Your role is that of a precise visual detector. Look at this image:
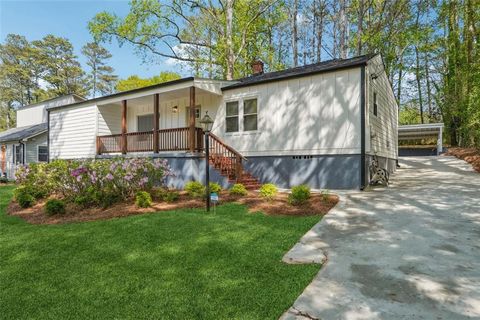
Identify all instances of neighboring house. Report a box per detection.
[0,94,85,179]
[47,53,398,190]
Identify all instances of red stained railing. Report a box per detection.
[97,127,204,154]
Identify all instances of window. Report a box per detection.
[185,106,201,126]
[243,98,258,131]
[226,101,239,132]
[38,146,48,162]
[137,114,154,132]
[373,92,378,116]
[14,145,23,164]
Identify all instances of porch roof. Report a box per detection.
[47,77,235,111]
[0,123,47,143]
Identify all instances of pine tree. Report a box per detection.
[82,42,118,97]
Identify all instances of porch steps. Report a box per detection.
[208,155,261,190]
[207,132,261,190]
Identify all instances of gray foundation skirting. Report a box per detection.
[96,153,397,190]
[244,154,362,190]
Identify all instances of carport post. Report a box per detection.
[437,127,443,155]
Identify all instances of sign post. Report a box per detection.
[210,192,219,214]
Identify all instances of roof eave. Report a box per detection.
[46,77,196,111]
[221,60,370,91]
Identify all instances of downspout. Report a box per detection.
[19,140,26,165]
[360,65,366,190]
[47,109,50,163]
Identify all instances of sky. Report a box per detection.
[0,0,186,79]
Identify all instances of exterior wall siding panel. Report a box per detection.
[49,104,97,159]
[217,68,362,156]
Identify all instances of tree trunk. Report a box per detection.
[225,0,235,80]
[415,45,424,124]
[397,54,403,106]
[339,0,348,59]
[292,0,298,66]
[357,0,363,55]
[424,52,433,121]
[315,0,324,62]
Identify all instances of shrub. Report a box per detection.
[321,189,330,202]
[15,186,36,208]
[45,199,66,216]
[14,158,172,209]
[209,182,222,194]
[135,191,152,208]
[152,188,180,203]
[229,183,248,196]
[184,181,205,198]
[15,163,50,199]
[0,176,8,184]
[288,185,311,205]
[259,183,278,201]
[162,190,180,203]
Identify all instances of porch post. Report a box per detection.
[153,94,159,153]
[122,100,127,154]
[189,86,196,153]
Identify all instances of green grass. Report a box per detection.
[0,186,320,319]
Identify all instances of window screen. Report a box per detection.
[243,99,258,131]
[226,101,239,132]
[137,114,154,132]
[14,145,23,164]
[38,146,48,162]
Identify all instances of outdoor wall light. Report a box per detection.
[172,105,178,113]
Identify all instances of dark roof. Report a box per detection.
[46,77,195,110]
[16,94,85,110]
[0,123,47,143]
[222,53,377,91]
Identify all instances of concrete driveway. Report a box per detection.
[281,156,480,320]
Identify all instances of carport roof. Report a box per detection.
[398,123,444,140]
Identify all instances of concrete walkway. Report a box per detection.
[281,156,480,320]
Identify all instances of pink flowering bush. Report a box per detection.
[15,158,172,208]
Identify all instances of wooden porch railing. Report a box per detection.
[97,127,204,154]
[208,132,247,181]
[96,127,246,181]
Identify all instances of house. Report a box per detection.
[46,53,398,190]
[0,94,85,179]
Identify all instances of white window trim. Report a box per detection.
[37,145,48,162]
[225,96,260,136]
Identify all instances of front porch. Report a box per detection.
[94,84,254,185]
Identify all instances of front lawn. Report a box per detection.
[0,186,320,319]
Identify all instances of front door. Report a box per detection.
[185,105,201,127]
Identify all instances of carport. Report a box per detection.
[398,123,444,156]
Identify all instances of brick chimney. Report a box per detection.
[251,60,264,75]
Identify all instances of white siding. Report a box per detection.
[16,95,81,128]
[98,104,122,135]
[25,132,48,163]
[49,104,97,159]
[216,68,362,156]
[366,55,398,159]
[16,104,47,127]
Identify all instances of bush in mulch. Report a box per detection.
[445,147,480,173]
[8,189,339,225]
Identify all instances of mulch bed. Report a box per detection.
[7,191,339,225]
[445,147,480,173]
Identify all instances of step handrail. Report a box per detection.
[207,132,247,161]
